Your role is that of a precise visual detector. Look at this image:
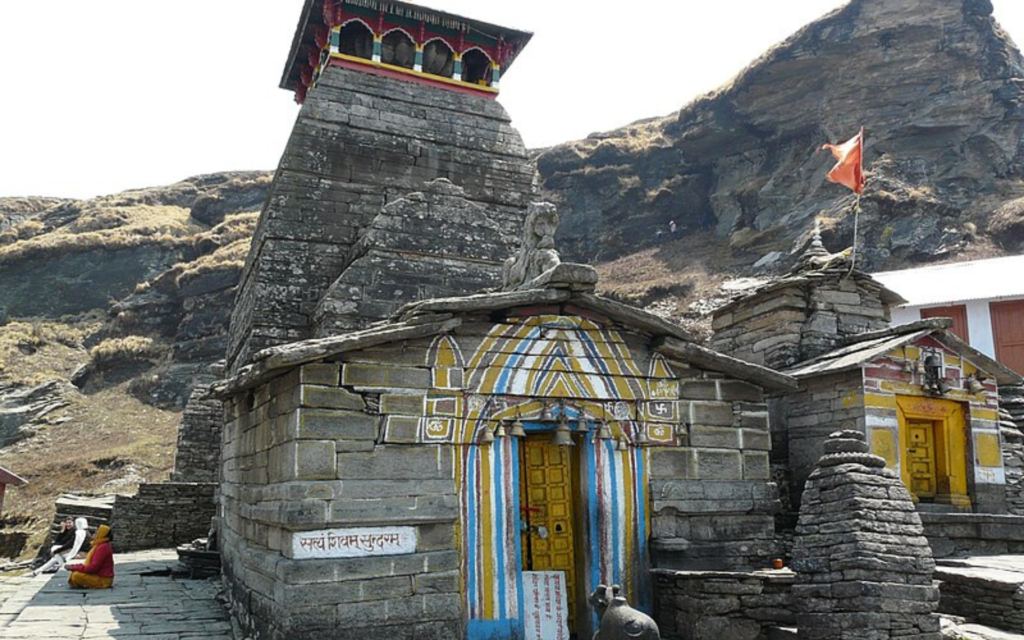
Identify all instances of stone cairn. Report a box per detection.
[791,430,940,640]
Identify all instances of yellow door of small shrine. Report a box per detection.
[906,420,938,499]
[520,434,580,633]
[896,397,970,508]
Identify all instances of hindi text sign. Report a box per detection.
[522,571,569,640]
[291,526,416,560]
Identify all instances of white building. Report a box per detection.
[873,255,1024,375]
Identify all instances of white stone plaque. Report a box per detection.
[291,526,416,559]
[522,571,569,640]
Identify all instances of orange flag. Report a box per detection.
[822,127,865,195]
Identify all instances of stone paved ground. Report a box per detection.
[0,550,232,639]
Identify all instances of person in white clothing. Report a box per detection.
[31,517,89,577]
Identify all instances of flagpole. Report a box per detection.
[846,193,861,279]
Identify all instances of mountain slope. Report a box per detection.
[540,0,1024,269]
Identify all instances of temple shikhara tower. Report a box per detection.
[227,0,535,374]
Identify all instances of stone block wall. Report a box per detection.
[711,271,891,371]
[112,482,216,552]
[771,371,865,511]
[171,383,223,482]
[711,284,806,369]
[652,569,795,640]
[920,512,1024,557]
[226,65,535,373]
[1000,384,1024,515]
[647,374,780,569]
[312,179,515,337]
[220,363,460,640]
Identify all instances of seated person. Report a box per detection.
[66,524,114,589]
[31,517,88,577]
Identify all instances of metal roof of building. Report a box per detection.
[872,255,1024,307]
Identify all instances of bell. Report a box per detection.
[541,402,555,422]
[495,421,508,439]
[553,421,574,447]
[968,376,985,394]
[616,436,628,451]
[575,415,590,433]
[597,421,613,440]
[510,417,526,438]
[479,424,495,444]
[634,425,649,446]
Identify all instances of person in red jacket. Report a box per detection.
[66,524,114,589]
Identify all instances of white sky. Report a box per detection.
[2,1,1024,199]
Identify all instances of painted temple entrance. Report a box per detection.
[447,314,657,639]
[896,397,970,508]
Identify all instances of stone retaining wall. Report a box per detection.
[171,383,223,483]
[653,569,795,640]
[936,564,1024,630]
[112,482,216,552]
[920,512,1024,557]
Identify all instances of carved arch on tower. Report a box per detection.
[460,47,492,86]
[422,37,455,78]
[381,28,416,69]
[338,19,374,60]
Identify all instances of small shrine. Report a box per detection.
[712,227,1023,514]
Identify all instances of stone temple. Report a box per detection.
[208,1,1024,639]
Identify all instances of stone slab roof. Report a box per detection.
[783,318,1024,386]
[213,285,798,397]
[714,265,907,317]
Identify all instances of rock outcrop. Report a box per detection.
[538,0,1024,269]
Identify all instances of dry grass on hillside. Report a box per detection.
[174,212,259,284]
[596,232,749,341]
[0,316,103,386]
[597,231,747,303]
[0,204,203,264]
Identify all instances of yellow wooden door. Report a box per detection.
[896,397,970,508]
[520,435,579,632]
[906,420,937,499]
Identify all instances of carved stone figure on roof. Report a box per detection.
[502,202,562,290]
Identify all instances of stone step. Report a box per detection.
[934,555,1024,632]
[953,623,1024,640]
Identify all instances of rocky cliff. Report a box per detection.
[540,0,1024,269]
[0,172,270,408]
